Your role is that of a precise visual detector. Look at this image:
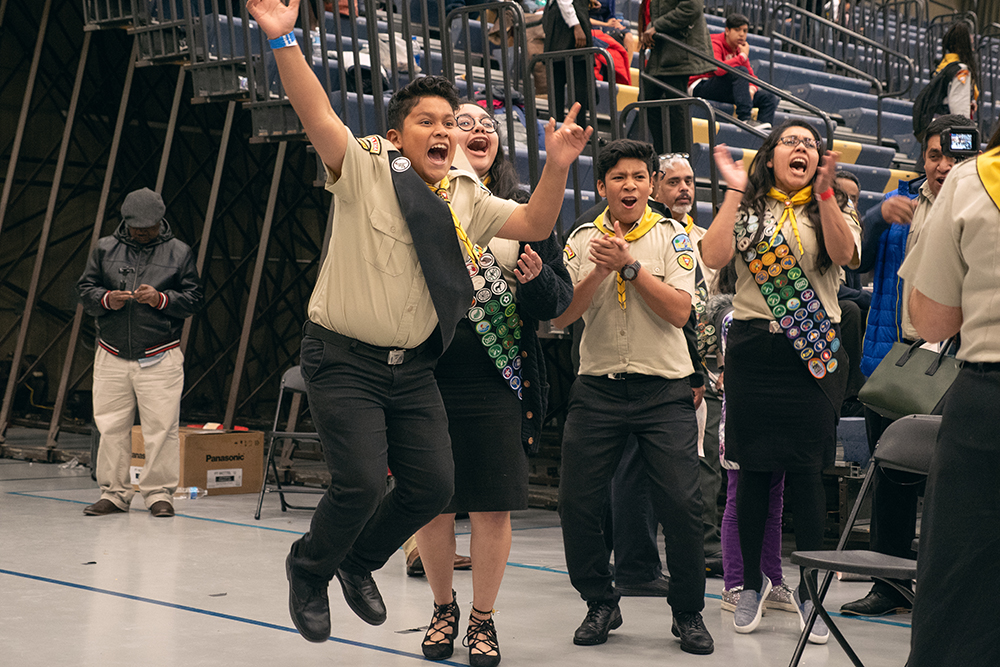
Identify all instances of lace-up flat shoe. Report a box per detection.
[336,568,387,625]
[794,588,829,644]
[839,590,912,617]
[573,601,622,645]
[83,499,126,516]
[285,554,330,642]
[672,611,714,655]
[733,575,771,634]
[149,501,174,517]
[616,576,670,597]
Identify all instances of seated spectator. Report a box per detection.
[687,13,777,130]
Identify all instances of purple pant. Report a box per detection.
[722,469,785,590]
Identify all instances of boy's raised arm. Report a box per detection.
[247,0,349,177]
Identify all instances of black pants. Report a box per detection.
[692,67,778,124]
[288,334,455,586]
[609,390,723,586]
[551,56,591,130]
[910,366,1000,667]
[739,469,825,599]
[559,374,705,611]
[864,407,924,601]
[642,74,692,155]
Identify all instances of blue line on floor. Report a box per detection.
[1,491,914,629]
[0,568,465,665]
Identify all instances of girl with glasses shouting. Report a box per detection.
[699,120,861,645]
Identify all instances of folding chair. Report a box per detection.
[788,414,941,667]
[253,365,326,520]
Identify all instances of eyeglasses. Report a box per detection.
[778,135,823,150]
[455,114,497,133]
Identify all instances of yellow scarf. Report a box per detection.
[592,205,661,310]
[937,53,979,100]
[765,187,810,256]
[683,213,695,235]
[977,146,1000,212]
[429,175,477,266]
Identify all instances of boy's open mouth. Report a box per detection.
[428,143,449,164]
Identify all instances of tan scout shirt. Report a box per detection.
[731,198,862,323]
[565,214,696,379]
[899,180,935,341]
[686,223,717,295]
[899,158,1000,363]
[308,134,519,348]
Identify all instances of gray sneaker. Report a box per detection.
[793,588,829,644]
[733,575,771,633]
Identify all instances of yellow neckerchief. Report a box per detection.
[429,174,477,266]
[937,53,980,100]
[764,186,810,256]
[976,145,1000,212]
[592,205,661,310]
[683,213,695,235]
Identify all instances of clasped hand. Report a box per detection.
[588,221,634,276]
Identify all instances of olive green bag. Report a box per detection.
[858,338,962,420]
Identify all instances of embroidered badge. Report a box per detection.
[677,254,695,270]
[563,245,576,261]
[391,156,410,172]
[357,135,382,155]
[672,233,694,253]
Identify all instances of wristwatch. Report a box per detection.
[620,260,641,281]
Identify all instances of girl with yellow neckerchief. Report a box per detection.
[699,121,861,644]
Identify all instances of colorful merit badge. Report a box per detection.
[466,246,523,397]
[734,209,842,381]
[672,232,694,253]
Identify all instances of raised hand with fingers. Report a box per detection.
[544,103,594,170]
[814,150,841,194]
[246,0,300,39]
[514,244,544,284]
[712,144,748,194]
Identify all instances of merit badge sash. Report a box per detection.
[466,246,524,399]
[388,150,473,355]
[734,206,848,406]
[683,215,714,361]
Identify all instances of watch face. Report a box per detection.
[622,263,639,280]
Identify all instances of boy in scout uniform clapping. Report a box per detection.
[552,139,713,655]
[245,0,591,645]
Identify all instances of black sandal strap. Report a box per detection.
[423,592,460,649]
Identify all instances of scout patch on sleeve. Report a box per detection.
[672,232,694,253]
[563,244,576,261]
[357,135,382,155]
[677,253,695,270]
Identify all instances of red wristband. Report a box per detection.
[816,188,835,201]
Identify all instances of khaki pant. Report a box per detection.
[93,347,184,510]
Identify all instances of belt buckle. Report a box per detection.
[768,321,781,334]
[387,349,405,365]
[607,372,625,380]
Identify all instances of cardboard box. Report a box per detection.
[131,426,264,495]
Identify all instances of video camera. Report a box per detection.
[940,126,980,161]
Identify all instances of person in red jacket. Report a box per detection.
[687,14,777,130]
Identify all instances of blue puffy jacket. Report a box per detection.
[858,178,922,376]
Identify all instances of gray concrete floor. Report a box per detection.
[1,457,912,666]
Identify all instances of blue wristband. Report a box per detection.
[268,32,297,50]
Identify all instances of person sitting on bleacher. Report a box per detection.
[839,114,976,618]
[686,13,777,131]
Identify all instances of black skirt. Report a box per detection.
[435,323,529,513]
[724,320,844,473]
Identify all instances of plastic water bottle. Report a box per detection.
[412,36,421,69]
[311,29,322,63]
[173,486,207,500]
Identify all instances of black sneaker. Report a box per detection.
[573,601,623,645]
[672,611,715,655]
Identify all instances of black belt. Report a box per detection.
[303,321,429,366]
[966,361,1000,372]
[604,372,657,381]
[745,318,783,334]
